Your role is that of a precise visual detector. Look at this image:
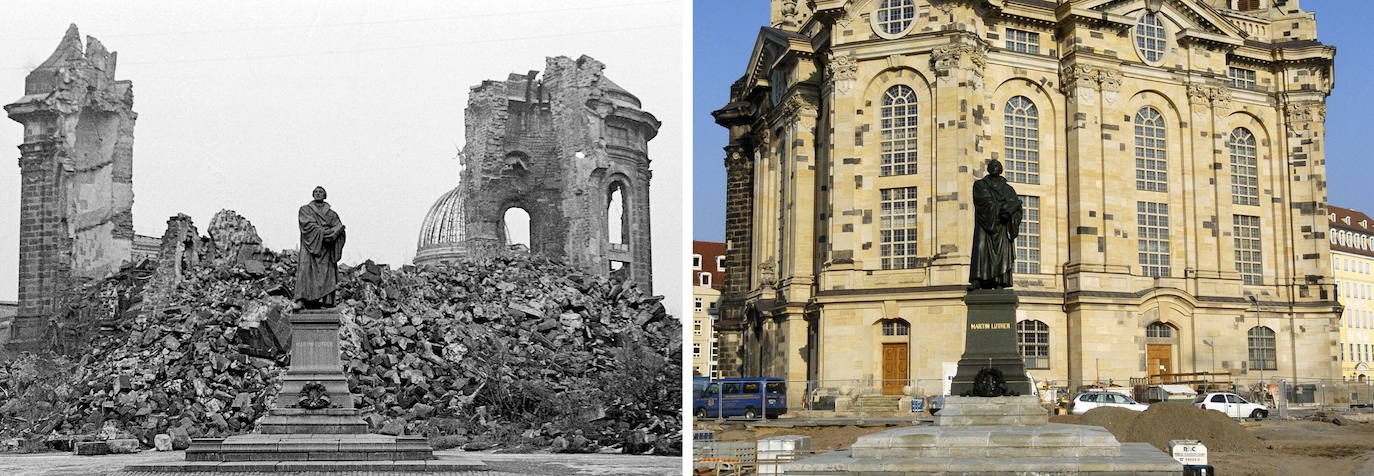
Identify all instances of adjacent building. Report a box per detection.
[1329,206,1374,382]
[713,0,1340,403]
[693,241,726,378]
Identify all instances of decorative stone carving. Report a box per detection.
[759,257,778,288]
[1186,82,1234,111]
[1285,102,1326,125]
[1060,65,1121,104]
[827,51,858,95]
[932,42,987,75]
[295,381,333,409]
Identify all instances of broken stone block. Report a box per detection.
[168,428,191,450]
[379,420,404,436]
[74,441,109,455]
[154,434,172,451]
[106,438,140,453]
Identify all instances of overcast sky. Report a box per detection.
[0,0,689,315]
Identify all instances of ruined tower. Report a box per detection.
[5,25,137,349]
[457,56,659,292]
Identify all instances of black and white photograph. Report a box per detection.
[0,1,686,475]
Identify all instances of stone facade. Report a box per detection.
[5,25,138,349]
[714,0,1340,404]
[1328,206,1374,381]
[439,56,659,291]
[693,240,726,378]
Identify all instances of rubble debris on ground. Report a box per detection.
[1051,402,1265,453]
[0,211,681,456]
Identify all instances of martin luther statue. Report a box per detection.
[296,186,346,309]
[969,159,1022,290]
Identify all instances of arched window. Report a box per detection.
[607,182,628,246]
[1229,128,1259,206]
[1135,12,1168,64]
[1146,322,1175,338]
[1017,320,1049,369]
[881,318,910,336]
[880,85,919,176]
[1248,326,1277,370]
[1003,96,1039,184]
[875,0,916,36]
[503,207,531,249]
[1134,107,1167,192]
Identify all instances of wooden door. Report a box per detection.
[1147,344,1173,378]
[882,343,909,395]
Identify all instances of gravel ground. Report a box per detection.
[0,450,681,476]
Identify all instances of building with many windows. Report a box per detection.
[1329,206,1374,382]
[692,241,726,377]
[712,0,1340,403]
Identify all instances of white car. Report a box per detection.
[1069,391,1149,415]
[1194,392,1268,419]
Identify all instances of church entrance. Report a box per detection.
[882,343,908,395]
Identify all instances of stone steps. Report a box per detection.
[853,395,903,412]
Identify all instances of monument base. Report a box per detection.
[949,289,1033,397]
[126,308,477,472]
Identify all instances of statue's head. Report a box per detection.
[312,186,327,202]
[986,159,1004,176]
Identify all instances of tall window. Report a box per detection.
[1003,96,1040,184]
[1234,215,1263,285]
[1005,28,1040,54]
[1248,326,1277,371]
[699,272,712,287]
[876,0,916,35]
[1228,67,1257,89]
[1229,128,1259,206]
[694,298,704,313]
[1135,12,1168,64]
[1016,195,1041,274]
[1134,107,1168,192]
[880,85,919,176]
[882,318,910,336]
[1017,320,1049,369]
[1137,201,1171,277]
[880,187,920,269]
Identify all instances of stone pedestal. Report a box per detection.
[127,308,484,473]
[255,309,367,434]
[949,289,1032,397]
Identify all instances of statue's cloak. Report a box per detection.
[296,202,346,303]
[969,175,1022,288]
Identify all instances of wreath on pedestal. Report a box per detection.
[296,381,333,409]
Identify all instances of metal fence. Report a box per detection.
[689,377,1374,421]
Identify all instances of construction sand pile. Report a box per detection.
[1056,402,1266,452]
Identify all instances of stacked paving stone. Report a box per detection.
[0,213,681,456]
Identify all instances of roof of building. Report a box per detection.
[1329,205,1374,258]
[693,240,726,290]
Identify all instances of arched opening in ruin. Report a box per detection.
[607,181,628,247]
[502,207,531,250]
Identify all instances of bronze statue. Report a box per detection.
[295,186,346,308]
[969,159,1022,289]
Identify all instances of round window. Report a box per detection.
[871,0,916,39]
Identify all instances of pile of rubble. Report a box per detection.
[0,211,681,455]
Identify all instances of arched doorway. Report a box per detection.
[502,207,531,250]
[878,318,910,395]
[1145,322,1179,379]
